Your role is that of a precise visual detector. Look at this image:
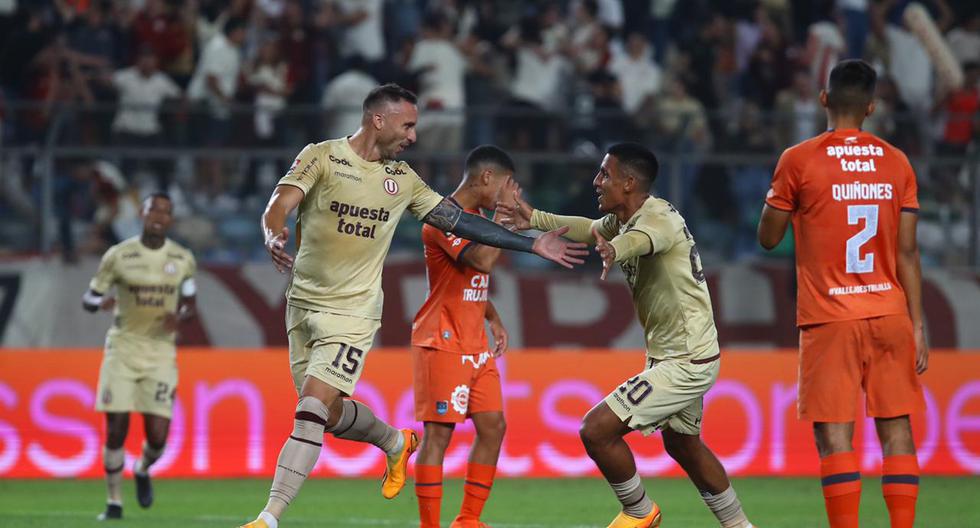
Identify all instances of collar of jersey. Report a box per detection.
[342,136,393,172]
[448,196,481,216]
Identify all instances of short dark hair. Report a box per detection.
[607,142,658,190]
[826,59,877,115]
[465,145,515,175]
[362,83,417,113]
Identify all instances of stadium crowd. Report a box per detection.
[0,0,977,263]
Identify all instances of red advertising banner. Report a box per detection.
[1,350,978,478]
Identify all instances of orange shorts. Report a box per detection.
[798,314,924,422]
[411,346,503,423]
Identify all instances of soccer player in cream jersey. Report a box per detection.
[82,193,196,521]
[498,143,755,528]
[240,84,587,528]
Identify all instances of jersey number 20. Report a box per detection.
[846,205,878,274]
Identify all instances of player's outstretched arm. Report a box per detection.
[423,199,589,269]
[897,211,928,374]
[262,184,305,273]
[757,204,791,250]
[496,189,598,243]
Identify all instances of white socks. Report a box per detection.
[610,472,653,518]
[103,446,125,504]
[700,486,752,528]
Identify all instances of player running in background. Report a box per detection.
[82,193,197,521]
[497,143,754,528]
[411,145,517,528]
[758,59,926,528]
[241,84,586,528]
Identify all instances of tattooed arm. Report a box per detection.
[422,199,588,268]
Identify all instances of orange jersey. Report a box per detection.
[411,205,490,355]
[766,129,918,326]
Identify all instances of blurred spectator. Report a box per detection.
[277,0,314,102]
[609,31,662,117]
[506,21,570,150]
[642,77,711,217]
[66,1,123,70]
[108,48,182,189]
[586,70,629,148]
[0,7,56,110]
[773,69,821,149]
[648,0,677,64]
[110,50,181,141]
[935,62,980,157]
[946,11,980,66]
[408,11,467,154]
[594,0,624,31]
[874,0,953,112]
[321,55,377,138]
[131,0,195,85]
[864,75,918,153]
[742,11,790,109]
[804,4,845,90]
[187,17,246,204]
[246,38,290,143]
[839,0,870,59]
[83,160,142,251]
[567,0,604,73]
[335,0,385,63]
[726,102,774,259]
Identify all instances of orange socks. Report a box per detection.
[415,464,443,528]
[882,455,919,528]
[820,452,862,528]
[455,462,496,523]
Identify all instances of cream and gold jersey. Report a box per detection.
[279,137,444,319]
[532,197,718,361]
[89,237,196,344]
[609,197,718,360]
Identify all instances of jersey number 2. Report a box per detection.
[846,205,878,274]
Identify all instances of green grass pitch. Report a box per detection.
[1,477,978,527]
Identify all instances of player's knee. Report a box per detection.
[663,432,695,461]
[421,425,454,452]
[476,415,506,443]
[579,418,609,451]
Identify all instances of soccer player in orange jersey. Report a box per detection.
[758,59,927,528]
[411,146,517,528]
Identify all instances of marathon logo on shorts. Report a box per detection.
[436,401,448,415]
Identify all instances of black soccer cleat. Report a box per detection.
[96,503,122,521]
[135,470,154,508]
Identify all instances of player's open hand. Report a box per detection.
[489,318,509,357]
[265,227,294,273]
[532,226,589,268]
[914,326,929,374]
[100,296,116,312]
[593,228,616,280]
[494,188,533,231]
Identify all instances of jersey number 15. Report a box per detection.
[846,205,878,274]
